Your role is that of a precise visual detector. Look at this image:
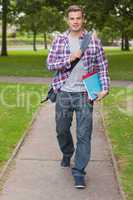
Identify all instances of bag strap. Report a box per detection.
[66,31,92,72]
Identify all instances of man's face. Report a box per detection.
[67,11,84,32]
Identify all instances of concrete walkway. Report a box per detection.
[0,76,133,88]
[0,103,123,200]
[0,76,52,84]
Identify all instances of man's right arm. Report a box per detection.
[47,36,71,71]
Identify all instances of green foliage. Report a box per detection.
[99,26,121,45]
[1,0,133,55]
[45,0,82,12]
[107,0,133,50]
[83,0,111,29]
[39,6,67,33]
[16,1,44,33]
[16,0,66,34]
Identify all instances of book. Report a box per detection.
[82,71,102,100]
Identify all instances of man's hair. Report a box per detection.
[66,5,85,17]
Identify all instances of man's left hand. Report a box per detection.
[95,90,108,102]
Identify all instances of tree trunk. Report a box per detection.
[33,30,37,51]
[125,33,129,51]
[44,32,47,49]
[1,0,8,56]
[121,31,130,51]
[121,32,124,51]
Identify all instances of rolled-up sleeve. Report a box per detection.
[95,39,110,91]
[47,36,71,71]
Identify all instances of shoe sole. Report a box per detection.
[75,185,85,189]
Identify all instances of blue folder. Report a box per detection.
[82,71,102,100]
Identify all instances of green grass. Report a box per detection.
[102,87,133,200]
[105,48,133,81]
[0,49,132,80]
[0,50,53,77]
[0,83,48,169]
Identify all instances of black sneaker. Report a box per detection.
[74,176,86,189]
[61,156,70,167]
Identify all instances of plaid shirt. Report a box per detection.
[47,29,110,92]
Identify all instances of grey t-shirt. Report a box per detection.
[61,35,87,92]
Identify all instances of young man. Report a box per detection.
[47,5,110,189]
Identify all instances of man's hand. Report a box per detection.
[70,49,82,62]
[95,90,108,102]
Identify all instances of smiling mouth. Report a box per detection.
[73,25,79,28]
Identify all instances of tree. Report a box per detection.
[16,0,46,51]
[99,26,121,46]
[18,12,41,51]
[82,0,133,50]
[45,0,85,15]
[1,0,8,56]
[80,0,109,30]
[40,6,67,49]
[0,0,18,56]
[17,1,67,50]
[106,0,133,50]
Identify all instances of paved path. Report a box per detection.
[0,103,123,200]
[0,76,133,87]
[0,76,52,84]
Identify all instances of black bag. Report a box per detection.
[41,86,56,103]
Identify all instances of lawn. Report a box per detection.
[105,48,133,81]
[0,49,133,80]
[102,87,133,200]
[0,83,48,170]
[0,50,53,77]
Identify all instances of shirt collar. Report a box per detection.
[64,29,88,39]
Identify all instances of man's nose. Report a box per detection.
[73,19,78,24]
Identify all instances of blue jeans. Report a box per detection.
[55,91,93,177]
